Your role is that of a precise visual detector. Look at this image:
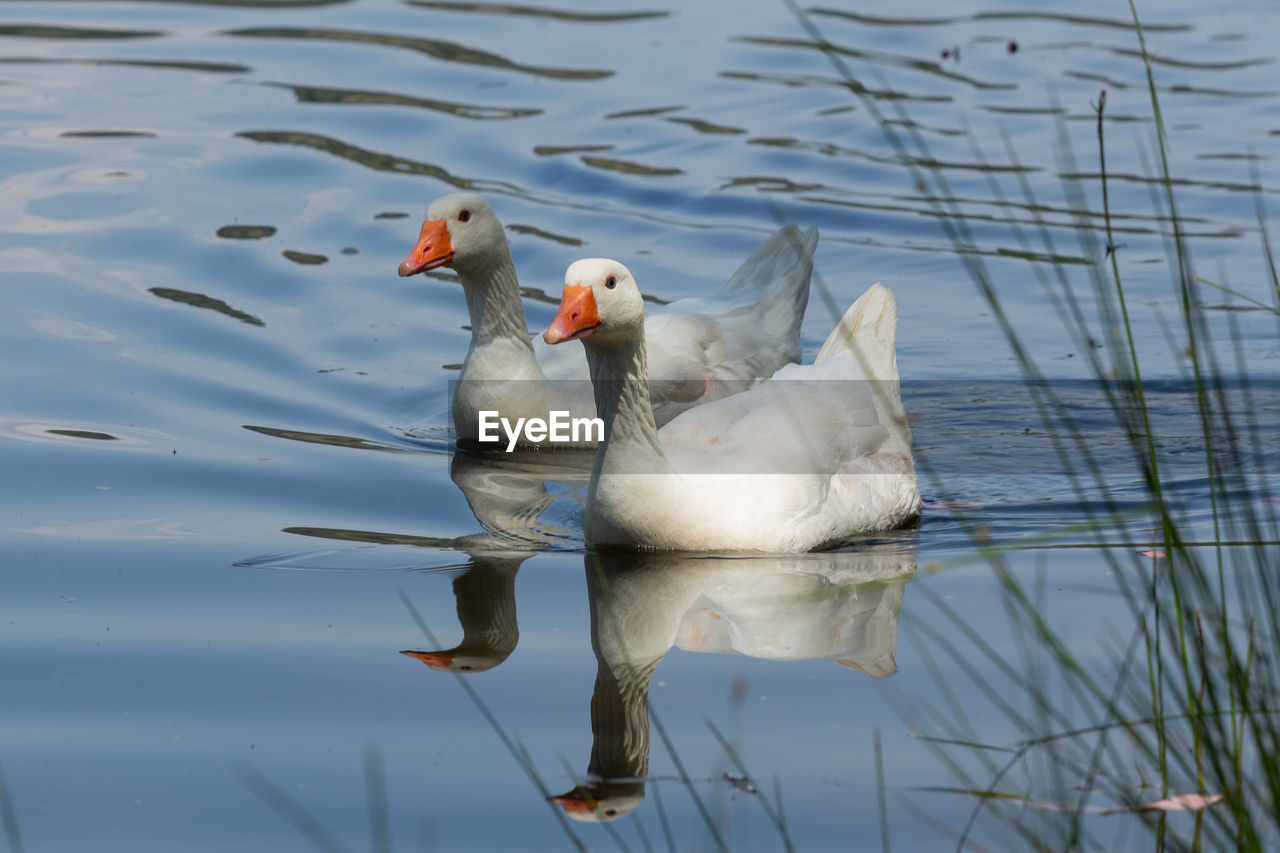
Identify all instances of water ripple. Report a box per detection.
[3,0,357,6]
[404,1,670,23]
[809,7,1193,33]
[224,26,613,80]
[736,35,1018,92]
[580,155,682,178]
[0,55,249,73]
[719,69,953,102]
[149,286,265,327]
[262,81,541,119]
[0,24,161,39]
[234,129,525,194]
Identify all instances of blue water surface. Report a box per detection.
[2,0,1278,849]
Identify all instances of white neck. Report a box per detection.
[448,559,520,658]
[584,336,666,476]
[456,253,535,357]
[587,658,656,781]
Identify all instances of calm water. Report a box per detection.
[2,0,1278,850]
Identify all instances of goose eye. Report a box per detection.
[605,275,617,289]
[458,209,471,222]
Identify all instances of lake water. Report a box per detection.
[2,0,1278,850]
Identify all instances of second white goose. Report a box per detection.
[398,193,816,444]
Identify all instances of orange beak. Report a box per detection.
[543,286,600,344]
[399,650,454,670]
[397,218,453,276]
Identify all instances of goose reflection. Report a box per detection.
[401,547,524,672]
[445,445,588,546]
[399,447,589,671]
[550,547,914,822]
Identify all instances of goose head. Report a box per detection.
[548,782,646,823]
[543,258,645,346]
[399,649,504,674]
[397,192,510,279]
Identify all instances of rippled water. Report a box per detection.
[3,0,1278,850]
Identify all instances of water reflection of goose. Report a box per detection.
[399,449,584,671]
[551,547,915,822]
[401,549,525,673]
[396,193,817,442]
[446,447,587,546]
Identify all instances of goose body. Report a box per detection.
[543,259,920,552]
[398,193,816,444]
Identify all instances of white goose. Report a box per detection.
[542,259,920,552]
[398,193,816,444]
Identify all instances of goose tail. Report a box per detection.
[719,224,817,345]
[816,283,911,456]
[815,282,899,381]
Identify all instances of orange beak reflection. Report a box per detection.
[543,286,601,344]
[397,218,453,276]
[399,650,454,670]
[548,788,599,815]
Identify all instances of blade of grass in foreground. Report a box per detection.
[0,760,24,853]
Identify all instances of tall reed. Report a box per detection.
[788,0,1280,849]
